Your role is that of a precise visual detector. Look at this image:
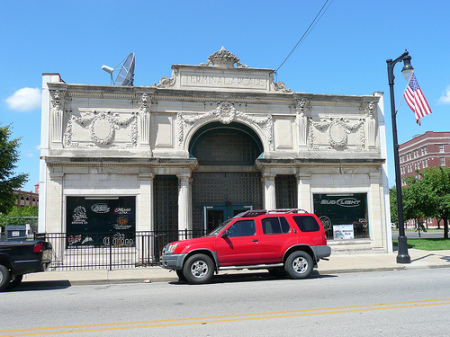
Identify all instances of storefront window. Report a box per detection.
[313,193,369,240]
[66,196,136,248]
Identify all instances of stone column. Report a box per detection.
[262,174,276,210]
[137,173,154,231]
[177,174,191,239]
[137,173,154,264]
[189,177,193,234]
[296,171,312,211]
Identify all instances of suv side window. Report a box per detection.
[227,220,256,237]
[262,217,291,235]
[293,215,320,232]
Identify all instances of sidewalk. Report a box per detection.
[23,249,450,286]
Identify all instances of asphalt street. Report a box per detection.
[1,268,449,337]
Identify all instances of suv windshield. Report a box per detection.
[207,219,232,236]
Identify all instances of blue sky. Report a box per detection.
[1,0,449,192]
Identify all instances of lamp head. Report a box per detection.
[401,54,414,81]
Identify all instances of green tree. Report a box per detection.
[402,176,428,232]
[403,167,450,239]
[2,205,38,228]
[0,124,29,214]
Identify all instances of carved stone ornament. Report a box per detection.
[362,101,377,117]
[140,93,150,110]
[50,90,65,109]
[64,110,138,147]
[155,75,176,88]
[200,47,248,68]
[308,117,365,150]
[177,101,273,149]
[296,98,310,115]
[272,81,292,93]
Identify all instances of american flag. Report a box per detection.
[404,73,432,125]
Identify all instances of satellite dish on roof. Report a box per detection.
[101,52,135,86]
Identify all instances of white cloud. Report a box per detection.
[6,87,41,112]
[438,85,450,105]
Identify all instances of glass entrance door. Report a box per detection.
[203,204,253,234]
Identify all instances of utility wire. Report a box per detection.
[275,0,334,74]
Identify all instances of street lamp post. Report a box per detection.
[386,50,414,264]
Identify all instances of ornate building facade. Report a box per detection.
[39,48,392,255]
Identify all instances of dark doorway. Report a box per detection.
[190,122,264,232]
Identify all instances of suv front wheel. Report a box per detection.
[183,254,214,284]
[285,251,313,279]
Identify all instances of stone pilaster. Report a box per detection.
[47,168,64,266]
[139,93,152,150]
[50,90,65,148]
[296,98,310,151]
[368,171,384,249]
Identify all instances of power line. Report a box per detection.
[275,0,334,74]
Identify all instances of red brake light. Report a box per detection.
[34,242,44,253]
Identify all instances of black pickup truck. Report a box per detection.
[0,240,52,291]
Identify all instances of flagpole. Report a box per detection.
[386,50,413,264]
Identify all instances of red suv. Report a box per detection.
[160,209,331,284]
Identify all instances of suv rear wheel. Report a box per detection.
[285,251,313,279]
[183,254,214,284]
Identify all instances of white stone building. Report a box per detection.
[39,48,392,257]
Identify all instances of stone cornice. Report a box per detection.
[256,158,385,168]
[45,156,199,169]
[47,82,379,107]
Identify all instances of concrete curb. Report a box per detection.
[22,263,450,287]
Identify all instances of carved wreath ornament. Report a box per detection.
[309,117,364,149]
[64,110,138,147]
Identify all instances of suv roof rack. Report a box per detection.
[238,209,309,218]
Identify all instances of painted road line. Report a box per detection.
[1,298,449,336]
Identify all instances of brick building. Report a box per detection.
[399,131,450,183]
[14,184,39,208]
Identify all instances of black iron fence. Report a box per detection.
[34,230,207,271]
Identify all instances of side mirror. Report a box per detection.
[221,230,229,238]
